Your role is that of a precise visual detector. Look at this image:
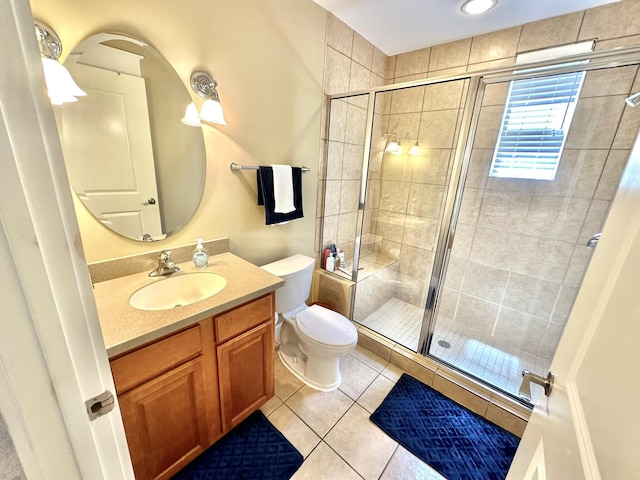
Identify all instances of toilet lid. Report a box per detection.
[295,304,357,347]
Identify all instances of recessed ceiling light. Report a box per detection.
[461,0,497,15]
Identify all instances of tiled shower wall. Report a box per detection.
[318,1,640,355]
[318,15,393,270]
[373,79,470,310]
[438,66,640,362]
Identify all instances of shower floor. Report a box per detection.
[358,297,549,396]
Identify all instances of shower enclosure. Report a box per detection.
[321,46,640,399]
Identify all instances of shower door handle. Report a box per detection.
[426,286,436,310]
[586,232,601,249]
[447,230,455,249]
[519,370,554,402]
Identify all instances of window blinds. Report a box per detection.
[489,71,585,180]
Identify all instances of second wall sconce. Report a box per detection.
[34,20,86,105]
[408,140,421,156]
[384,133,421,156]
[182,71,227,127]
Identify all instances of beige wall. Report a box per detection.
[30,0,326,266]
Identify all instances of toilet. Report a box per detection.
[261,254,358,391]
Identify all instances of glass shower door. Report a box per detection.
[426,63,639,398]
[351,78,471,352]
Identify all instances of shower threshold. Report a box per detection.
[357,298,549,397]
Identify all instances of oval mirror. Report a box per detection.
[55,33,206,241]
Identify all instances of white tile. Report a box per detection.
[325,404,398,480]
[260,394,282,417]
[291,442,361,480]
[357,374,396,413]
[381,362,405,382]
[338,354,379,400]
[381,446,446,480]
[274,356,304,401]
[349,345,389,372]
[285,385,353,437]
[267,404,321,458]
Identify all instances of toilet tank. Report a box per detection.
[261,254,315,314]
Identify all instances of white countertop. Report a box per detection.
[93,252,284,357]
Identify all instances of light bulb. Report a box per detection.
[41,58,86,104]
[385,141,402,155]
[181,102,201,126]
[199,99,227,125]
[461,0,497,15]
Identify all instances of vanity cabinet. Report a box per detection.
[215,294,275,430]
[118,358,209,479]
[109,292,275,480]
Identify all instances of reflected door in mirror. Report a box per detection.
[57,62,163,240]
[56,32,206,242]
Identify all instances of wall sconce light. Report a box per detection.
[408,140,421,156]
[384,133,422,155]
[385,140,402,155]
[383,133,402,154]
[461,0,497,15]
[181,71,227,127]
[34,20,86,105]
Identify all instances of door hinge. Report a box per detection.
[85,391,115,421]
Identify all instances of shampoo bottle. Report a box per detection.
[326,253,335,272]
[192,238,209,268]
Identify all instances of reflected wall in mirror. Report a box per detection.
[55,32,206,241]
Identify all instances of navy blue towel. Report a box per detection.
[257,166,304,225]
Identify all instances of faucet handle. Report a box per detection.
[159,250,172,262]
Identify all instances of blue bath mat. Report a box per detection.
[172,410,303,480]
[370,374,520,480]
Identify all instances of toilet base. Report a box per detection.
[278,347,342,392]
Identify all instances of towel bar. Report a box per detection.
[230,162,311,173]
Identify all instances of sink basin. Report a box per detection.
[129,271,227,310]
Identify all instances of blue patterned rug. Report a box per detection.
[172,410,303,480]
[370,374,520,480]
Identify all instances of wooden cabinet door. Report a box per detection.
[119,357,209,480]
[217,321,274,431]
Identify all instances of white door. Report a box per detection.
[507,132,640,479]
[0,2,133,478]
[58,62,163,240]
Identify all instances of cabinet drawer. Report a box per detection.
[215,293,273,343]
[111,324,203,394]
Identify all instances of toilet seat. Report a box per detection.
[294,305,357,347]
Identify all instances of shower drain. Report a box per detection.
[437,340,451,349]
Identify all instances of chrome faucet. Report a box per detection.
[149,250,180,277]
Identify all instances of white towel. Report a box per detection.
[271,165,296,214]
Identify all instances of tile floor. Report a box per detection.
[261,345,446,480]
[359,298,550,397]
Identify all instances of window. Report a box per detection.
[489,71,585,181]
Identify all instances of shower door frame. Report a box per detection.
[327,45,640,389]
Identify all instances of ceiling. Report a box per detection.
[312,0,621,55]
